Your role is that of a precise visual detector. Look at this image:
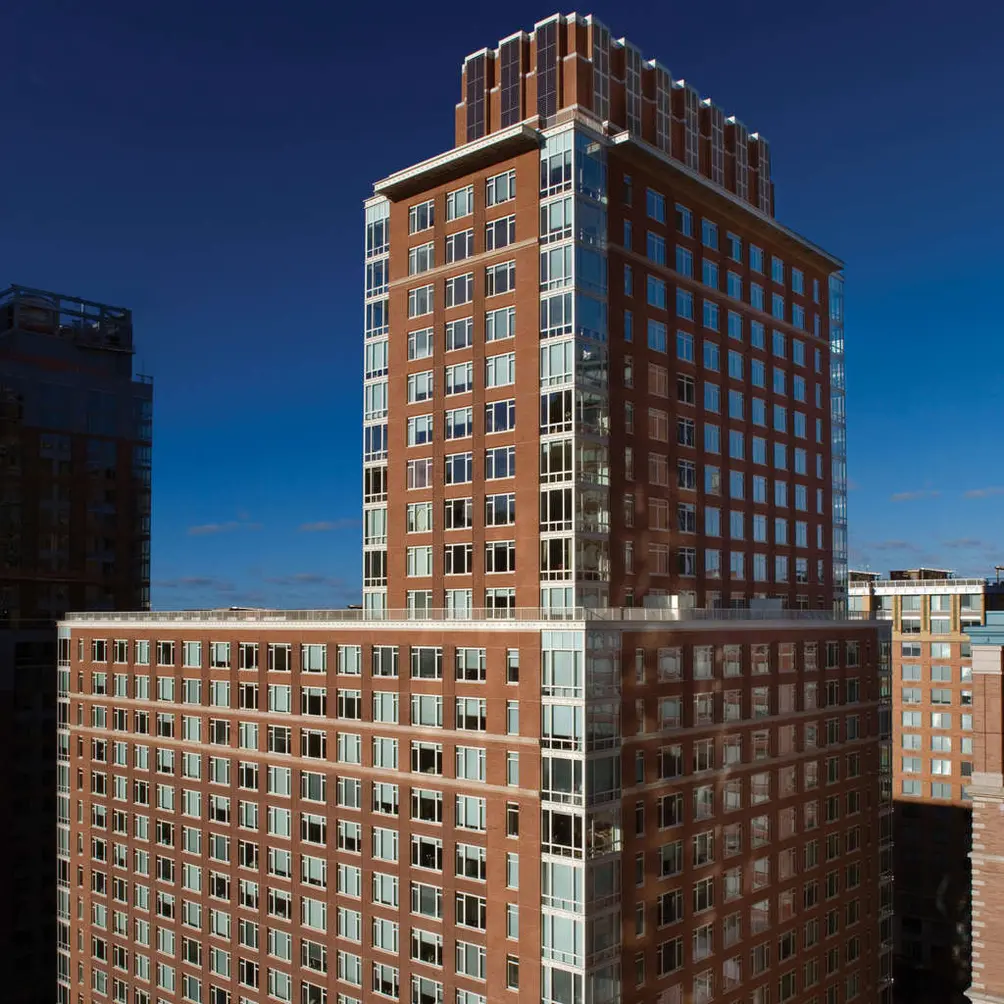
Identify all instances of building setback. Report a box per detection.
[0,284,152,1003]
[61,12,891,1004]
[849,570,1004,1003]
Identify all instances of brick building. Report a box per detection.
[363,11,848,617]
[59,608,891,1004]
[963,611,1004,1004]
[60,13,892,1004]
[849,570,1004,1002]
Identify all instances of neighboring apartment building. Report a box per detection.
[61,13,892,1004]
[962,611,1004,1004]
[849,569,1004,1002]
[0,284,152,1003]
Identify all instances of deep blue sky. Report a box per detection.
[2,0,1002,608]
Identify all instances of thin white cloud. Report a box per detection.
[299,518,360,532]
[889,489,941,502]
[964,487,1004,499]
[187,519,262,536]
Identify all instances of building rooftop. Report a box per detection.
[849,570,881,583]
[62,605,880,629]
[0,283,133,352]
[889,568,956,581]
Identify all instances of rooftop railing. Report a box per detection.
[63,606,879,626]
[849,577,990,590]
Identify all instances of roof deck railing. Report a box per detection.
[63,606,878,626]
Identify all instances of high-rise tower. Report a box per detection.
[362,12,847,619]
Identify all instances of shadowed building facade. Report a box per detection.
[0,284,151,1003]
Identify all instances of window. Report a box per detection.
[445,317,473,352]
[486,446,515,480]
[703,300,719,330]
[408,285,434,319]
[445,229,474,264]
[406,546,433,577]
[674,202,694,236]
[409,200,434,234]
[647,275,667,309]
[486,215,516,251]
[771,255,785,284]
[445,273,474,308]
[456,941,487,982]
[446,185,473,221]
[647,231,666,264]
[676,245,694,277]
[486,169,516,206]
[676,330,694,361]
[445,452,472,485]
[702,258,719,290]
[444,497,473,530]
[407,370,433,404]
[486,261,516,296]
[486,540,516,573]
[486,305,516,342]
[485,352,516,387]
[408,241,435,276]
[646,188,666,222]
[444,407,472,441]
[407,414,434,447]
[484,492,515,527]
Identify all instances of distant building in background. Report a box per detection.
[0,284,152,1003]
[961,611,1004,1004]
[849,569,1004,1003]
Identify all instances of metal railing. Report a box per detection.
[63,606,880,626]
[849,577,989,590]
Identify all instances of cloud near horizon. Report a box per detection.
[298,518,360,532]
[868,540,920,552]
[264,573,350,587]
[964,486,1004,499]
[152,570,360,612]
[889,489,941,502]
[154,576,235,591]
[187,519,262,536]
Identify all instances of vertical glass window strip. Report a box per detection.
[363,197,390,614]
[708,103,724,185]
[678,83,700,171]
[624,43,642,133]
[730,118,749,202]
[829,272,846,610]
[365,203,389,260]
[654,65,672,154]
[754,134,772,215]
[500,37,523,128]
[591,21,610,122]
[536,19,559,121]
[465,53,487,143]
